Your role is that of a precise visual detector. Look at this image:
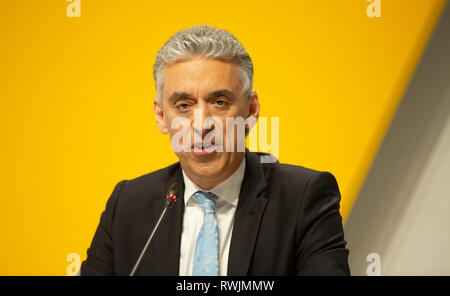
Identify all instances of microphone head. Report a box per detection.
[165,183,182,207]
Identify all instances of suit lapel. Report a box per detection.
[227,152,270,275]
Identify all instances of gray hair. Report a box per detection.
[153,25,254,103]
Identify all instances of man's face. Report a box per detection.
[154,57,259,189]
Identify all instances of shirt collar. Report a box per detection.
[182,157,246,207]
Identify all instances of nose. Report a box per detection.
[192,105,215,141]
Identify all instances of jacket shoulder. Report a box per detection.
[260,156,337,199]
[116,162,181,203]
[127,162,179,186]
[273,162,322,180]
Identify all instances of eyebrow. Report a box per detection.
[205,89,236,100]
[167,89,236,104]
[168,91,194,104]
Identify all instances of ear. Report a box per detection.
[153,97,169,134]
[246,90,260,129]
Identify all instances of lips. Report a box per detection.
[192,142,217,155]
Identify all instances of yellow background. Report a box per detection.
[0,0,446,275]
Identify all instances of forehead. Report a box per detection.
[162,57,242,98]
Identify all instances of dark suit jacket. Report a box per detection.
[81,151,350,275]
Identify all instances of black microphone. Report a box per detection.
[129,182,181,276]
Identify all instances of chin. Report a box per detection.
[192,160,224,178]
[181,153,225,178]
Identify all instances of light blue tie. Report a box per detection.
[192,191,219,276]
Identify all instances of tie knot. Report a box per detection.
[193,191,218,214]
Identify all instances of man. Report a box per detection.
[80,25,350,276]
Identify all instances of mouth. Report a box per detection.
[191,142,218,156]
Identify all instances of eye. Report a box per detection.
[214,99,228,107]
[175,103,190,112]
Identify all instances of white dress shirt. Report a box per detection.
[179,158,246,276]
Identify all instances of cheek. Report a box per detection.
[233,100,251,115]
[165,112,187,134]
[220,121,246,151]
[165,112,194,152]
